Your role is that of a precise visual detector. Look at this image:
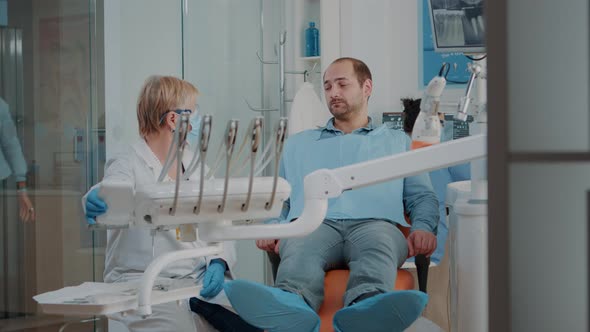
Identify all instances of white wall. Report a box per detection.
[103,0,183,158]
[338,0,462,120]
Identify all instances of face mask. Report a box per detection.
[186,113,202,147]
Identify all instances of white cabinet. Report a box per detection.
[509,163,589,331]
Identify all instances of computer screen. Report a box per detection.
[428,0,485,54]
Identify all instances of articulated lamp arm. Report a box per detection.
[199,134,486,241]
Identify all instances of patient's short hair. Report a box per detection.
[330,57,372,87]
[136,75,199,137]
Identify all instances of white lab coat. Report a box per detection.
[85,139,236,332]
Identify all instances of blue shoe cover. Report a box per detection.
[333,290,428,332]
[224,280,320,332]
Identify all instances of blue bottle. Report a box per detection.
[305,22,319,57]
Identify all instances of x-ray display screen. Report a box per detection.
[428,0,485,53]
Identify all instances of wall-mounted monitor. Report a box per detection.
[428,0,485,54]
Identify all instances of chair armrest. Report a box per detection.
[415,254,430,293]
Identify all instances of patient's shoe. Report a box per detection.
[224,279,320,332]
[333,290,428,332]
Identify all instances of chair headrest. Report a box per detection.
[288,82,331,135]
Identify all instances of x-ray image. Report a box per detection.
[431,0,482,10]
[430,0,484,49]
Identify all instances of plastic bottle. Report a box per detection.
[305,22,319,57]
[411,76,446,149]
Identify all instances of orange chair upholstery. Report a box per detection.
[317,269,415,332]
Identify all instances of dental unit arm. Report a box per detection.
[458,57,487,200]
[34,112,486,318]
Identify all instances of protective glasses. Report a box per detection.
[159,105,200,124]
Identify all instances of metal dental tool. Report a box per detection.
[217,120,239,213]
[456,62,482,122]
[265,117,287,210]
[228,119,255,175]
[169,113,191,216]
[242,117,263,212]
[231,117,264,176]
[183,114,212,181]
[157,117,183,183]
[194,115,212,215]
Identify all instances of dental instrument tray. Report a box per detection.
[33,278,202,316]
[96,176,291,228]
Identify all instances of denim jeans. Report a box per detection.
[276,218,408,311]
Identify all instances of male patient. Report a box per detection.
[224,57,439,332]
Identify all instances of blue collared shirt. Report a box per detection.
[271,118,439,234]
[0,98,26,182]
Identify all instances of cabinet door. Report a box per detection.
[509,163,589,331]
[508,0,589,152]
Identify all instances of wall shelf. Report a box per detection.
[299,56,320,62]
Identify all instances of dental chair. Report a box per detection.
[285,84,431,332]
[316,224,430,332]
[266,220,430,332]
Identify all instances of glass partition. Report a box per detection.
[182,0,285,284]
[0,0,105,330]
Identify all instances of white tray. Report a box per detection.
[33,279,202,316]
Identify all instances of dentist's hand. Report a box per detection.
[85,188,107,225]
[200,259,227,298]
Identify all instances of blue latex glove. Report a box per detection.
[200,259,227,298]
[85,188,107,225]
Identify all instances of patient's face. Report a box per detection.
[323,61,366,119]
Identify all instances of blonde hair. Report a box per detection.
[136,75,199,137]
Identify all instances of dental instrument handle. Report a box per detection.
[242,118,262,211]
[169,114,190,216]
[228,119,255,174]
[157,119,182,182]
[194,116,212,215]
[456,63,481,121]
[253,120,282,176]
[279,30,287,118]
[265,118,287,211]
[232,117,264,175]
[218,120,239,213]
[184,115,212,180]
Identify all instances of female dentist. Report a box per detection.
[83,76,259,332]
